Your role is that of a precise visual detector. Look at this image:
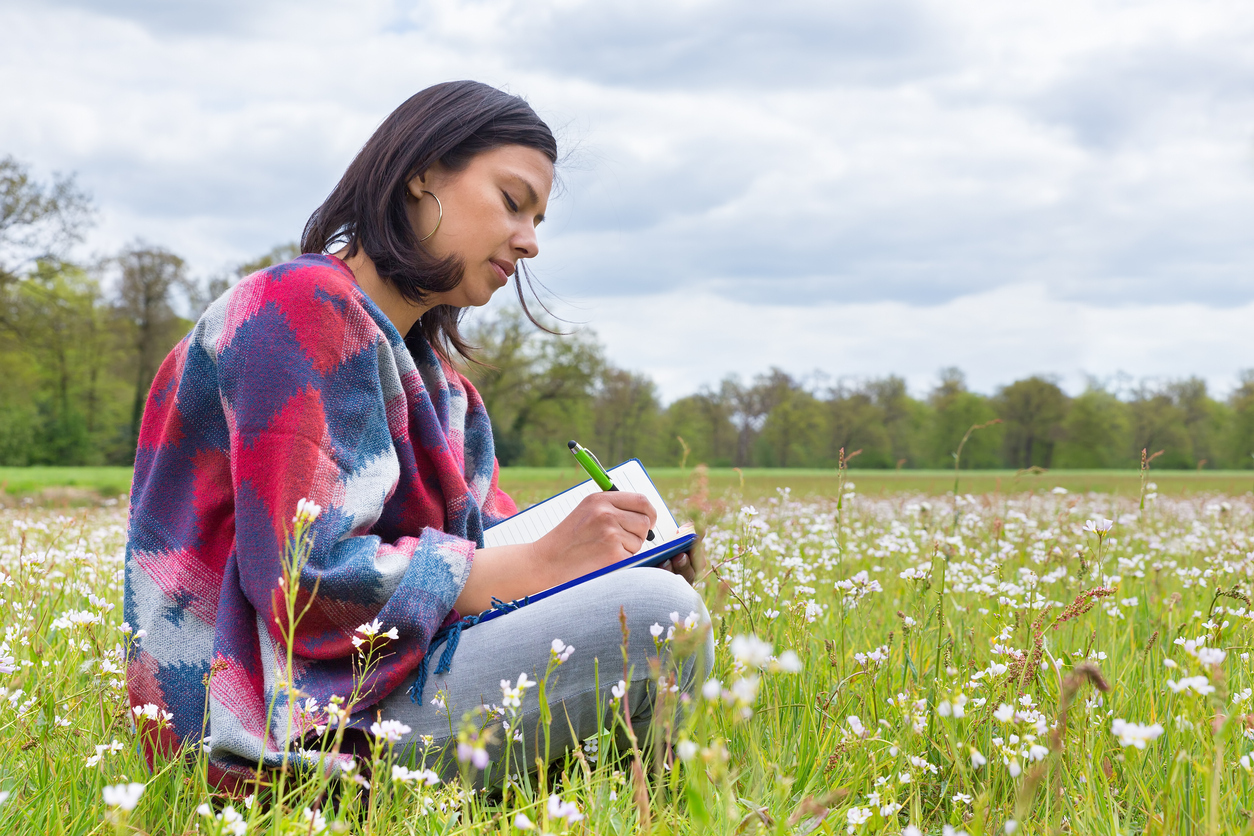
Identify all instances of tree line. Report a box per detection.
[465,312,1254,470]
[4,154,1254,470]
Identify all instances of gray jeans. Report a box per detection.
[373,567,714,786]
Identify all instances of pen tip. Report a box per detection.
[567,440,577,449]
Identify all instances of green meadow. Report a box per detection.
[5,466,1252,508]
[1,467,1253,833]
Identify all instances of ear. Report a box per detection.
[405,171,427,200]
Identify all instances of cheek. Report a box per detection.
[447,196,503,254]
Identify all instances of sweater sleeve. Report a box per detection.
[216,269,473,705]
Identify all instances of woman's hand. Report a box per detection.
[533,491,657,585]
[454,492,657,615]
[658,552,696,585]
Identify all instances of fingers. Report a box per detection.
[603,491,658,527]
[672,552,696,584]
[584,492,654,544]
[659,553,696,585]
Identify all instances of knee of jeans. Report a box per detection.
[619,569,709,635]
[619,570,712,687]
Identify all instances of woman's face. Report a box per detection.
[408,144,554,309]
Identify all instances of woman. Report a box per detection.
[124,81,711,790]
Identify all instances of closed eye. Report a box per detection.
[503,191,519,212]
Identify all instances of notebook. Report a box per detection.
[474,459,697,624]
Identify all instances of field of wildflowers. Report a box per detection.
[1,474,1253,835]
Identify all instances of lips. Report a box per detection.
[489,259,514,285]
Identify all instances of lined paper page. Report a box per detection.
[484,460,678,551]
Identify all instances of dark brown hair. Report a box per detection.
[301,81,558,362]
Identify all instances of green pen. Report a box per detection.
[568,440,654,541]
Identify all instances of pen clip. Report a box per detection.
[586,448,607,472]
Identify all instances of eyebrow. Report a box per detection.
[509,174,545,224]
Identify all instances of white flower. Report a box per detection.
[369,719,411,743]
[611,680,627,700]
[501,674,532,709]
[993,703,1015,723]
[970,749,987,768]
[730,634,773,668]
[551,639,575,662]
[514,812,535,830]
[1111,719,1165,749]
[102,782,145,811]
[846,715,869,739]
[1166,676,1216,696]
[547,794,584,823]
[131,703,173,725]
[218,806,248,836]
[301,807,327,834]
[774,650,803,673]
[845,805,872,831]
[730,675,760,705]
[649,623,664,638]
[676,740,699,761]
[392,764,440,785]
[355,619,396,640]
[702,678,722,700]
[1197,647,1227,666]
[295,498,322,523]
[1051,486,1068,495]
[1082,518,1113,534]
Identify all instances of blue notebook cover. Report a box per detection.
[473,459,697,625]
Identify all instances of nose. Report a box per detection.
[512,222,539,260]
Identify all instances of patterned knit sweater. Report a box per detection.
[124,254,516,786]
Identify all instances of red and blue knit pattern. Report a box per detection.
[124,254,516,787]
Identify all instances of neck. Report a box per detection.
[338,248,434,336]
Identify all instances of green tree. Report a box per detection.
[463,308,603,466]
[926,368,1002,468]
[1054,387,1134,468]
[825,385,892,468]
[1128,385,1193,468]
[995,376,1069,468]
[113,244,190,459]
[758,385,827,467]
[864,376,930,468]
[1,155,92,285]
[592,368,663,467]
[0,260,130,464]
[1164,377,1230,468]
[1227,371,1254,469]
[662,391,736,467]
[722,369,798,467]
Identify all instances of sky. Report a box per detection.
[3,0,1252,402]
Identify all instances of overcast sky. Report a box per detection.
[3,0,1252,401]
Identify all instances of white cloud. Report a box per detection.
[3,0,1252,393]
[573,283,1254,402]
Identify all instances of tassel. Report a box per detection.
[407,613,482,703]
[434,620,463,675]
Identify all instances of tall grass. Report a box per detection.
[0,477,1252,834]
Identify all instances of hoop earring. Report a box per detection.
[419,189,442,242]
